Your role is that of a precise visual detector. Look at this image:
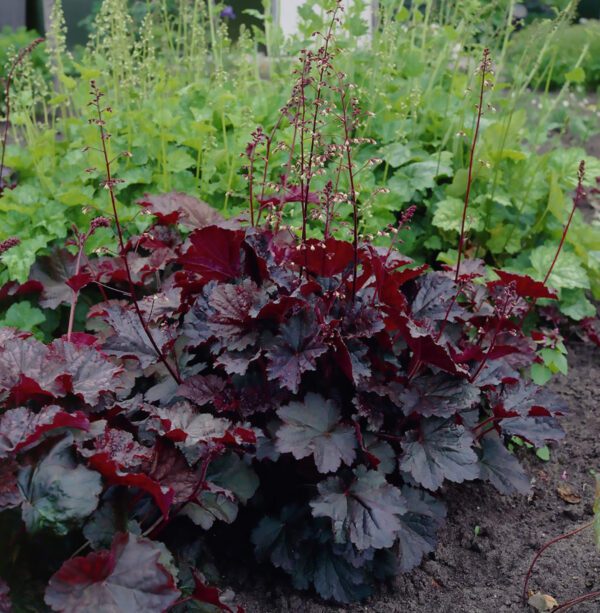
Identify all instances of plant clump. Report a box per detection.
[0,2,588,609]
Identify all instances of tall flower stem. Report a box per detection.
[0,38,44,193]
[521,160,585,324]
[90,81,181,384]
[455,48,490,282]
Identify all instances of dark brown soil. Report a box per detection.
[226,343,600,613]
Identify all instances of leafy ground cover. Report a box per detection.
[0,3,595,607]
[0,1,599,611]
[0,0,599,326]
[232,341,600,612]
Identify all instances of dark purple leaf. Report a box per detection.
[478,432,531,495]
[397,374,480,418]
[0,459,23,510]
[177,375,228,410]
[275,393,356,473]
[471,359,519,388]
[44,533,180,612]
[411,273,464,322]
[501,416,565,447]
[397,486,446,572]
[399,418,479,491]
[487,381,568,417]
[311,466,406,550]
[29,248,78,309]
[266,310,328,393]
[100,305,173,369]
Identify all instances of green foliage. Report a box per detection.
[0,0,599,325]
[511,19,600,90]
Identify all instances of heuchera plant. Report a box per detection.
[0,3,584,608]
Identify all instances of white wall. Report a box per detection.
[273,0,375,38]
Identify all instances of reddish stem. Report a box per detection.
[90,83,181,384]
[553,590,600,612]
[455,48,490,283]
[522,520,592,603]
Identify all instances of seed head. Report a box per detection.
[0,237,21,255]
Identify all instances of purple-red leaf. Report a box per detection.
[291,238,354,277]
[85,436,173,519]
[489,270,558,300]
[49,340,123,404]
[190,571,244,612]
[44,533,180,612]
[179,226,245,281]
[139,192,224,228]
[0,406,89,458]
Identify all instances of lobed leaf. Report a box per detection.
[399,418,479,491]
[275,393,356,473]
[44,533,180,612]
[310,466,406,550]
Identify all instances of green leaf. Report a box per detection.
[165,148,196,173]
[404,153,454,193]
[432,197,483,233]
[558,288,596,320]
[547,172,567,222]
[536,446,550,462]
[0,302,45,332]
[565,66,585,83]
[18,436,102,535]
[539,348,568,375]
[530,246,589,290]
[378,142,413,167]
[531,363,552,385]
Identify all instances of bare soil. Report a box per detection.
[224,342,600,613]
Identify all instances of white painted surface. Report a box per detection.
[273,0,375,39]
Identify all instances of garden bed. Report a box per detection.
[226,342,600,613]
